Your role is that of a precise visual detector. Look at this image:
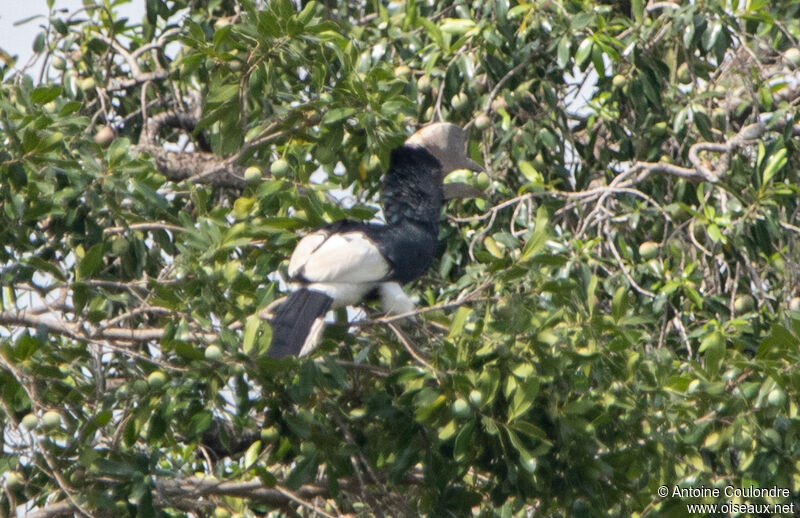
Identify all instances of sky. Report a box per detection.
[0,1,145,66]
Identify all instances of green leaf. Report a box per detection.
[761,147,786,185]
[699,331,725,376]
[557,36,571,69]
[31,85,61,105]
[321,107,356,125]
[440,18,477,35]
[448,306,472,338]
[508,377,539,421]
[78,243,104,279]
[506,427,537,473]
[244,440,262,469]
[575,38,593,68]
[518,160,542,184]
[519,207,548,262]
[243,315,261,354]
[207,83,239,104]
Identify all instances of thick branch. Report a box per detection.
[0,309,215,344]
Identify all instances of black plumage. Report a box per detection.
[266,123,482,359]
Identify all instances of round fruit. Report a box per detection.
[147,371,167,388]
[51,56,66,70]
[270,158,290,176]
[452,398,470,418]
[789,297,800,312]
[204,345,222,361]
[418,75,431,92]
[21,413,38,431]
[94,125,115,147]
[782,47,800,68]
[767,388,787,407]
[213,506,231,518]
[490,97,507,113]
[315,146,336,164]
[261,426,280,442]
[733,295,755,314]
[638,241,659,260]
[612,74,626,89]
[451,92,468,111]
[651,122,668,136]
[394,65,411,79]
[468,389,483,407]
[5,471,24,490]
[132,379,149,394]
[244,166,262,182]
[79,77,96,91]
[474,113,491,130]
[476,171,490,190]
[41,410,61,429]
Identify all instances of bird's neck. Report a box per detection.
[381,145,444,236]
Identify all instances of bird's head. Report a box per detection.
[405,122,486,200]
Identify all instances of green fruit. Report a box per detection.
[468,389,483,407]
[451,92,468,111]
[417,75,432,92]
[452,398,470,418]
[132,379,149,394]
[52,56,66,70]
[474,113,491,130]
[638,241,659,260]
[270,158,290,177]
[315,146,336,164]
[21,413,38,431]
[767,388,787,407]
[261,426,280,443]
[733,295,755,314]
[5,471,24,490]
[41,410,61,429]
[204,345,222,361]
[394,65,411,78]
[213,506,231,518]
[147,371,167,388]
[476,171,490,190]
[651,122,668,136]
[244,166,262,182]
[79,77,96,91]
[612,74,626,89]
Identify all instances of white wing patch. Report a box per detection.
[290,231,390,283]
[288,230,329,279]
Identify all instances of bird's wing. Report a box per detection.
[288,230,391,283]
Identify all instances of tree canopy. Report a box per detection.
[1,0,800,516]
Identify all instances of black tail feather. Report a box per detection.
[267,289,333,359]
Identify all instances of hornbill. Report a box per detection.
[267,123,483,359]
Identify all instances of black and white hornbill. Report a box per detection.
[267,123,483,359]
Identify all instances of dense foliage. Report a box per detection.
[1,0,800,516]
